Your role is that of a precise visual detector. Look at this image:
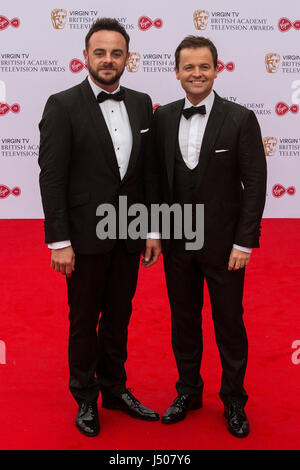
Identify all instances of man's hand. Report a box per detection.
[142,239,161,268]
[228,247,251,271]
[51,246,75,277]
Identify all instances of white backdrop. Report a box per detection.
[0,0,299,218]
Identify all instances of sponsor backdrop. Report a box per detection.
[0,0,299,218]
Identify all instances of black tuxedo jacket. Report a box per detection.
[154,92,267,264]
[38,78,159,254]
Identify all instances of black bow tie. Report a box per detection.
[97,89,125,103]
[182,105,206,119]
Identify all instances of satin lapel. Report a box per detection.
[80,78,120,178]
[195,93,228,191]
[164,99,185,191]
[121,87,140,184]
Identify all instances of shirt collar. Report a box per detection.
[88,75,121,99]
[184,90,215,115]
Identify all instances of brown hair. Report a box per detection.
[85,17,130,51]
[175,36,218,69]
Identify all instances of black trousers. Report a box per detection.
[66,241,140,404]
[163,247,248,406]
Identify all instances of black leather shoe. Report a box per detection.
[161,394,203,424]
[224,400,250,438]
[102,388,160,421]
[75,401,100,437]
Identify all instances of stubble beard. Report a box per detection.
[87,61,126,87]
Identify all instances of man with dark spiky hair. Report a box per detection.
[39,18,161,437]
[155,36,266,437]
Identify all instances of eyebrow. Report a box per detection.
[93,48,124,53]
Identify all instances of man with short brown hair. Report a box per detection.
[155,36,267,437]
[39,18,161,437]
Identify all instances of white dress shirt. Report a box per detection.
[88,76,133,180]
[178,90,251,254]
[179,91,215,169]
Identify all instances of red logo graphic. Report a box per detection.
[0,16,20,30]
[69,59,88,73]
[0,185,21,199]
[0,103,20,115]
[275,102,299,116]
[278,17,300,32]
[272,184,296,198]
[138,16,163,31]
[153,103,161,112]
[217,61,235,73]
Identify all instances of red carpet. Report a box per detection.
[0,219,299,450]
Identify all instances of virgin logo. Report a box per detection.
[217,61,235,73]
[0,103,20,115]
[69,59,88,73]
[275,102,299,116]
[0,16,20,30]
[0,185,21,199]
[272,184,296,198]
[138,16,163,31]
[278,18,300,32]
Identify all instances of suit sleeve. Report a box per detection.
[38,95,72,244]
[234,110,267,248]
[143,95,161,208]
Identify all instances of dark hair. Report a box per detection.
[175,36,218,69]
[85,17,130,51]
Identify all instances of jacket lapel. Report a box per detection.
[121,87,141,184]
[164,99,185,191]
[195,92,228,192]
[80,78,120,179]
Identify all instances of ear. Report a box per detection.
[83,49,88,65]
[175,67,180,80]
[125,51,130,66]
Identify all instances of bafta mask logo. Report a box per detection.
[265,53,280,73]
[263,137,277,156]
[51,9,67,29]
[193,10,209,30]
[127,52,141,73]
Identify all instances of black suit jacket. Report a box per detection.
[38,78,159,254]
[154,92,267,264]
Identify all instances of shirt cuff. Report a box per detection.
[48,240,72,250]
[233,244,252,254]
[147,232,161,239]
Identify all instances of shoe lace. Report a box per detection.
[126,388,140,407]
[228,400,245,428]
[173,394,189,408]
[80,401,96,418]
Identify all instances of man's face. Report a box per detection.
[175,47,217,104]
[84,30,128,91]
